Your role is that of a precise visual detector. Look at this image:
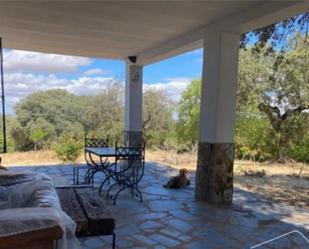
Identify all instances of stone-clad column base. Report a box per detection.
[195,142,234,205]
[124,131,143,146]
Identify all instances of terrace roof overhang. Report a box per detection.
[0,1,307,65]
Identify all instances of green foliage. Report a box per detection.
[175,34,308,163]
[53,135,83,163]
[143,89,174,148]
[29,128,48,150]
[11,83,123,151]
[0,116,18,152]
[176,79,201,145]
[9,118,32,151]
[9,82,176,151]
[286,132,309,163]
[28,117,56,150]
[236,34,309,162]
[83,83,124,141]
[240,13,308,49]
[235,113,273,161]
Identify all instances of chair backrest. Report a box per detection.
[116,144,144,161]
[115,142,145,183]
[85,135,109,148]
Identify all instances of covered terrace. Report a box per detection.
[0,1,308,249]
[0,1,308,204]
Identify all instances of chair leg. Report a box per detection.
[72,167,76,185]
[76,167,80,185]
[106,182,119,199]
[113,186,126,205]
[134,186,143,202]
[84,169,89,184]
[112,233,116,249]
[85,168,96,184]
[99,175,112,196]
[54,239,58,249]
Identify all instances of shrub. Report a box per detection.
[235,114,275,162]
[286,133,309,163]
[53,136,83,163]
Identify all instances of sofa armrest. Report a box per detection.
[0,224,62,249]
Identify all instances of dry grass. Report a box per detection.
[147,150,309,208]
[234,160,309,208]
[146,150,197,170]
[1,149,308,208]
[1,150,85,166]
[146,149,309,176]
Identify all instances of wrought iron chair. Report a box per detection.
[102,142,145,205]
[73,135,109,185]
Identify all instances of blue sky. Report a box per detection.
[144,49,203,84]
[56,48,204,83]
[3,47,204,114]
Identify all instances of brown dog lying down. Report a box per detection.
[163,168,190,189]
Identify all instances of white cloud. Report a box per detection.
[64,76,117,94]
[3,49,91,73]
[83,68,110,76]
[2,50,191,114]
[3,73,190,114]
[3,72,120,114]
[144,78,191,102]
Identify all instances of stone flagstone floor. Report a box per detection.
[9,163,309,249]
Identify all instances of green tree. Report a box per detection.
[143,88,174,148]
[176,34,308,162]
[28,117,56,150]
[176,79,201,146]
[240,13,308,49]
[12,83,125,151]
[87,82,124,144]
[29,128,48,151]
[257,34,309,159]
[15,89,84,137]
[236,34,309,160]
[235,113,272,161]
[0,115,18,152]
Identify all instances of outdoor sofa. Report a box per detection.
[0,170,80,249]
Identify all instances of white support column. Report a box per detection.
[124,62,143,146]
[195,31,240,204]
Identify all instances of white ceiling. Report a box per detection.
[0,1,306,63]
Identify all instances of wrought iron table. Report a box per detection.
[85,147,117,157]
[83,145,145,204]
[77,147,117,186]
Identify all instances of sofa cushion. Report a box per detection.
[0,171,60,209]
